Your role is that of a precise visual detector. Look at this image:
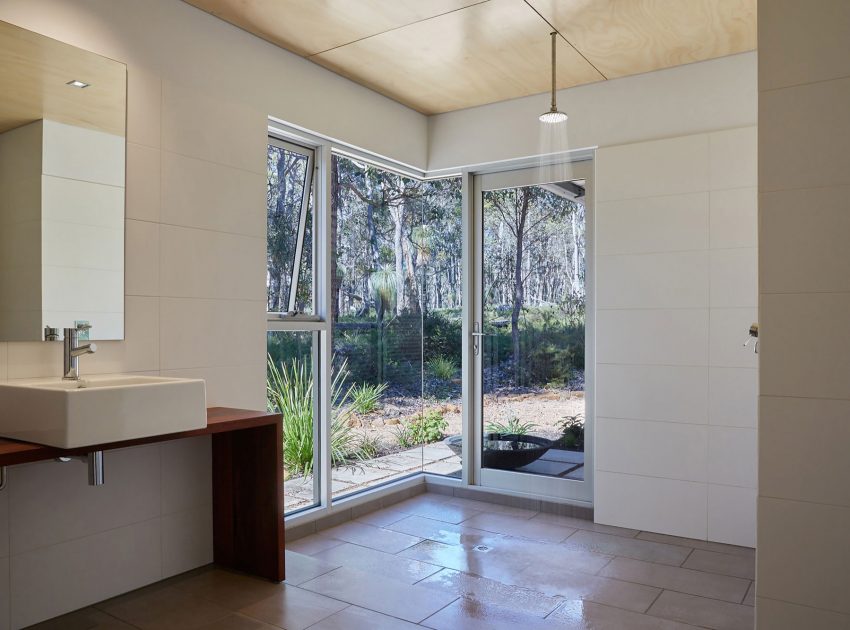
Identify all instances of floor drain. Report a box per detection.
[473,545,491,553]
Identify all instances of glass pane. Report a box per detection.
[267,330,319,514]
[481,182,587,480]
[267,142,313,314]
[329,154,462,499]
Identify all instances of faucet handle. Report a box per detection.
[75,322,92,331]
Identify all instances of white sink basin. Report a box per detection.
[0,375,207,448]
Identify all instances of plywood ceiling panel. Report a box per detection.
[528,0,756,79]
[184,0,486,56]
[311,0,603,114]
[0,20,126,136]
[182,0,757,114]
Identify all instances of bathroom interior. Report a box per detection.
[0,1,845,629]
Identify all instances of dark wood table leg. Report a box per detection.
[211,421,284,581]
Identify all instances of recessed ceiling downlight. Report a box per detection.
[539,32,567,124]
[66,79,90,88]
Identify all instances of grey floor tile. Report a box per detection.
[194,613,280,630]
[25,608,137,630]
[307,605,425,630]
[417,568,562,617]
[299,566,458,623]
[462,512,576,543]
[393,496,483,524]
[550,599,698,629]
[442,497,539,518]
[97,581,233,629]
[355,506,411,527]
[563,529,692,566]
[322,520,422,553]
[283,550,341,586]
[600,557,750,603]
[636,531,755,558]
[386,515,509,548]
[238,584,348,630]
[399,538,534,583]
[681,549,755,580]
[172,567,285,611]
[421,597,562,630]
[531,512,640,538]
[647,590,755,630]
[313,541,442,583]
[285,534,345,556]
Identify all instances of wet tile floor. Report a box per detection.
[31,492,755,629]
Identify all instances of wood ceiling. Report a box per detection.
[184,0,756,115]
[0,20,126,136]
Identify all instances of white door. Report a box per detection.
[471,160,594,504]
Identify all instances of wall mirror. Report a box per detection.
[0,20,126,341]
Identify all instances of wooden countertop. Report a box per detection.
[0,407,281,467]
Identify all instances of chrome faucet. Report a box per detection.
[63,324,97,381]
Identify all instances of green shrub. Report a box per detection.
[427,355,456,380]
[394,410,448,448]
[485,417,538,436]
[349,381,388,414]
[267,355,371,476]
[556,414,585,450]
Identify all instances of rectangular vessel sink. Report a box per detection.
[0,375,207,448]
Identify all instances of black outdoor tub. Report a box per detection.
[444,434,553,470]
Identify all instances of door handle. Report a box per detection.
[471,324,494,356]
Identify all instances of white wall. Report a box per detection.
[0,0,428,627]
[757,1,850,627]
[593,129,758,547]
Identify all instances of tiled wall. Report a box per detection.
[757,1,850,626]
[594,128,758,547]
[0,0,430,627]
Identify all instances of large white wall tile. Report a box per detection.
[161,152,265,237]
[708,127,757,190]
[760,77,850,192]
[709,308,758,368]
[8,445,160,554]
[160,363,265,410]
[597,308,709,367]
[159,225,265,301]
[596,418,707,483]
[709,187,757,249]
[707,426,757,488]
[41,175,124,229]
[161,505,213,579]
[159,297,265,370]
[597,252,709,309]
[41,120,125,188]
[596,192,709,255]
[596,364,708,424]
[125,142,161,223]
[595,471,707,540]
[596,135,709,202]
[761,185,850,295]
[710,249,757,308]
[126,65,161,149]
[86,296,159,375]
[161,436,212,515]
[758,497,850,614]
[6,342,62,379]
[758,0,850,92]
[760,292,850,400]
[707,485,755,547]
[125,219,160,296]
[708,367,758,428]
[10,518,162,628]
[161,81,266,174]
[760,396,850,508]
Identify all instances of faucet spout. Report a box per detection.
[63,325,95,380]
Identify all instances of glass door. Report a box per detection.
[472,161,593,503]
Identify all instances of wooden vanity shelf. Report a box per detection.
[0,407,285,582]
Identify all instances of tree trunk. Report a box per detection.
[511,190,529,386]
[331,157,341,322]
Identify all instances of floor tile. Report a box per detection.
[531,512,640,538]
[600,557,750,603]
[25,607,137,629]
[355,506,411,527]
[285,534,345,556]
[647,590,754,630]
[507,563,661,613]
[417,568,561,617]
[563,529,692,566]
[299,566,458,623]
[313,542,442,583]
[461,512,576,543]
[421,597,561,630]
[398,539,527,583]
[307,605,423,630]
[173,567,285,610]
[97,582,233,629]
[742,581,754,606]
[550,599,697,629]
[636,531,754,558]
[386,515,509,548]
[283,550,341,585]
[322,521,422,553]
[681,549,755,580]
[442,497,538,518]
[194,613,280,630]
[238,584,348,630]
[393,496,483,524]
